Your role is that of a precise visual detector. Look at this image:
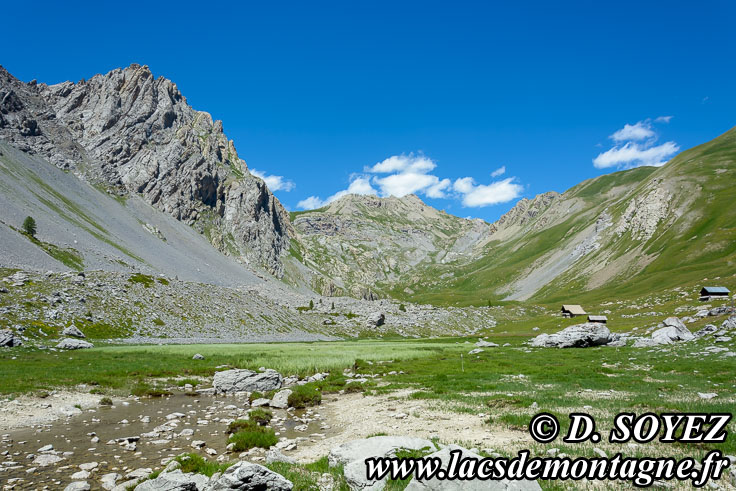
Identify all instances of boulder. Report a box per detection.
[266,448,296,465]
[468,348,484,355]
[723,316,736,330]
[56,338,94,350]
[33,454,63,466]
[212,369,283,393]
[694,324,719,338]
[475,340,499,348]
[646,317,694,346]
[529,323,611,348]
[64,483,91,491]
[405,445,541,490]
[207,461,292,490]
[329,436,436,468]
[331,436,436,491]
[0,329,23,347]
[62,324,86,338]
[270,389,292,409]
[100,472,121,490]
[192,353,205,360]
[367,312,385,327]
[134,469,208,490]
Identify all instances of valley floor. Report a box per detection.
[0,329,734,489]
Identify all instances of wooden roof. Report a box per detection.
[561,304,587,315]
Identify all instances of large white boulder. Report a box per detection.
[529,323,611,348]
[212,369,283,393]
[56,338,94,350]
[207,461,292,490]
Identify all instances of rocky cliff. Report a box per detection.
[0,64,291,275]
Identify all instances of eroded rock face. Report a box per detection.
[0,64,292,276]
[615,184,671,241]
[529,323,611,348]
[212,368,283,393]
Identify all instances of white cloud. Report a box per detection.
[611,122,655,142]
[296,196,327,209]
[594,118,679,169]
[366,154,436,174]
[593,141,680,169]
[372,172,451,198]
[296,176,376,210]
[250,168,295,192]
[453,177,523,207]
[297,153,524,210]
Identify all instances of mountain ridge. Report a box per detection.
[0,64,291,275]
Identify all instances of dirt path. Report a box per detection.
[290,388,531,462]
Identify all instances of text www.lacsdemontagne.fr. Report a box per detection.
[365,449,731,487]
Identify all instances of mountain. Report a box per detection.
[286,194,489,298]
[288,128,736,306]
[0,64,291,275]
[2,64,734,310]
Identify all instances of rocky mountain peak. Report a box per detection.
[490,191,560,235]
[0,65,292,275]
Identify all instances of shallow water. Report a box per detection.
[0,393,329,489]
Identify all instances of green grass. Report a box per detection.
[247,408,273,425]
[0,340,451,395]
[288,384,322,408]
[228,422,278,451]
[175,453,232,477]
[128,273,156,288]
[267,456,350,491]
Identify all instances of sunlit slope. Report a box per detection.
[389,127,736,306]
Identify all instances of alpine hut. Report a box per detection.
[700,287,730,301]
[561,304,587,318]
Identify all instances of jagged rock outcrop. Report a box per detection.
[489,191,560,235]
[614,182,671,241]
[0,64,291,275]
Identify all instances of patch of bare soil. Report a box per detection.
[291,388,530,462]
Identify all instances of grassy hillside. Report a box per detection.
[287,127,735,308]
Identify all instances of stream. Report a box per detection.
[0,392,332,489]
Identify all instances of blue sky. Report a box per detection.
[3,1,735,221]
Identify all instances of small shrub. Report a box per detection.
[22,216,37,237]
[227,419,256,434]
[128,273,155,288]
[228,425,278,451]
[152,318,165,326]
[248,391,264,404]
[344,382,365,393]
[74,403,82,410]
[309,299,314,310]
[399,304,406,312]
[248,408,273,426]
[157,277,170,286]
[89,388,104,395]
[288,384,321,409]
[175,453,232,477]
[99,397,113,406]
